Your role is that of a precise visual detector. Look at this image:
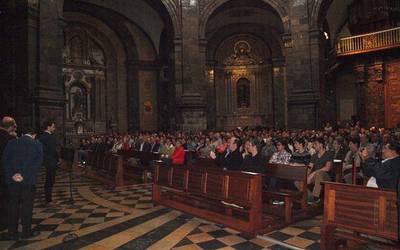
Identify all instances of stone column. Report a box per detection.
[176,0,207,131]
[27,2,40,129]
[284,0,320,129]
[205,60,216,130]
[272,58,286,128]
[37,0,65,139]
[126,60,140,132]
[0,1,40,130]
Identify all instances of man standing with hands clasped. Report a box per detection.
[2,128,43,240]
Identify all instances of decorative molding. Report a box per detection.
[354,64,366,83]
[281,33,293,48]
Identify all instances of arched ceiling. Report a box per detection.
[205,0,284,38]
[205,0,285,60]
[77,0,172,54]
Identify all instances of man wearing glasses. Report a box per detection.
[361,140,400,190]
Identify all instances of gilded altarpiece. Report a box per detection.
[214,38,272,130]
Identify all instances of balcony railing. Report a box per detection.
[336,27,400,56]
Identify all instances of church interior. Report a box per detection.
[0,0,400,249]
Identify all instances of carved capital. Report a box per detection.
[281,33,293,48]
[367,62,384,82]
[354,64,366,83]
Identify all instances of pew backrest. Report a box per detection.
[154,164,262,209]
[265,163,308,182]
[323,182,398,240]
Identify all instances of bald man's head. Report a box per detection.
[1,116,17,133]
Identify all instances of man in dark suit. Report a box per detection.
[139,136,151,152]
[2,128,43,240]
[150,137,161,153]
[210,136,243,171]
[0,116,17,230]
[361,140,400,190]
[39,120,59,205]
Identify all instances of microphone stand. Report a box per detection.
[61,148,79,242]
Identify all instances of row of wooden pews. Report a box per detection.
[153,161,318,235]
[86,151,125,188]
[118,150,160,184]
[152,163,266,235]
[319,156,400,249]
[84,150,160,189]
[83,148,218,189]
[321,182,399,249]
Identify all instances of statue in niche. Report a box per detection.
[70,85,87,121]
[237,78,250,108]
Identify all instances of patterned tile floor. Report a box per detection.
[0,168,324,250]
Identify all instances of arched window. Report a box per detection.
[237,78,250,108]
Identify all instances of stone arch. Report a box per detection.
[206,23,283,62]
[160,0,181,36]
[199,0,289,38]
[310,0,333,30]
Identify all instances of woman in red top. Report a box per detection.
[121,135,130,151]
[171,140,185,165]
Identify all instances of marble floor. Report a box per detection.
[0,169,322,250]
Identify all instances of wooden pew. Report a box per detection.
[333,159,343,183]
[153,163,267,235]
[321,182,399,250]
[263,163,309,224]
[85,151,125,189]
[118,150,160,184]
[192,157,219,168]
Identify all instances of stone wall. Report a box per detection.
[1,0,341,136]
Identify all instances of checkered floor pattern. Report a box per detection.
[265,216,322,250]
[172,223,278,250]
[0,167,327,250]
[0,169,128,248]
[91,184,155,210]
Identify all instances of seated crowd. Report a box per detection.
[78,122,400,203]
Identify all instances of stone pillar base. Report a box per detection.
[177,93,207,131]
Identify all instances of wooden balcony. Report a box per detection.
[336,27,400,56]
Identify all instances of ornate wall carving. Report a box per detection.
[63,23,109,137]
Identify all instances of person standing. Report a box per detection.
[39,120,59,205]
[0,116,17,231]
[2,128,43,240]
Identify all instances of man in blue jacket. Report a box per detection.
[39,120,59,204]
[2,128,43,240]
